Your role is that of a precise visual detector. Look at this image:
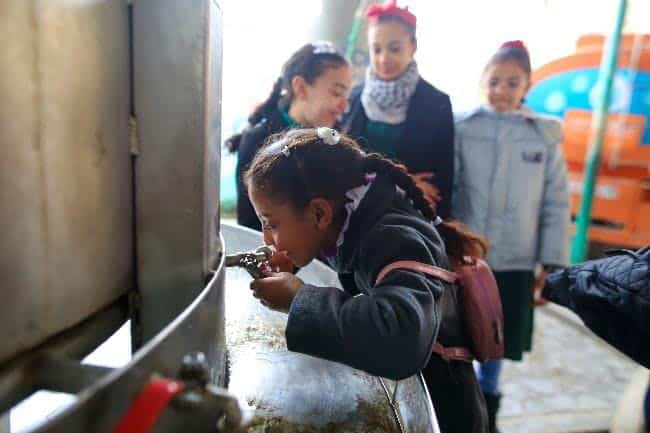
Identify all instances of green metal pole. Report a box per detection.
[570,0,628,263]
[345,0,372,60]
[345,16,365,59]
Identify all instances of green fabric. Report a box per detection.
[280,108,301,128]
[364,120,405,160]
[494,270,535,361]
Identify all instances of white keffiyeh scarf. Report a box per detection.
[361,61,419,125]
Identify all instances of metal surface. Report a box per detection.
[161,351,251,432]
[0,0,133,365]
[222,223,440,433]
[0,296,128,415]
[24,257,226,433]
[1,1,228,430]
[133,0,223,345]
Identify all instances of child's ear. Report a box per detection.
[291,76,308,101]
[308,198,334,230]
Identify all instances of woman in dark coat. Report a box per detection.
[341,0,454,218]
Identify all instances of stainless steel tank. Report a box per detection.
[0,0,133,367]
[0,1,227,431]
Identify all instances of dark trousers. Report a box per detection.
[422,354,488,433]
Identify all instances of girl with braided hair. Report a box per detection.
[245,128,488,432]
[226,41,351,231]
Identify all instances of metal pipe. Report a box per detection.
[570,0,628,263]
[225,246,273,279]
[34,357,113,395]
[0,296,128,414]
[345,1,370,59]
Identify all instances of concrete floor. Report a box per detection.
[498,304,641,433]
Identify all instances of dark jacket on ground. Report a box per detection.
[235,108,288,231]
[286,174,487,433]
[341,79,455,218]
[543,247,650,368]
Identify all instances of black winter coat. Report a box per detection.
[543,247,650,368]
[341,78,455,218]
[234,108,288,231]
[286,175,487,432]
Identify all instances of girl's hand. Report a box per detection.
[411,172,441,209]
[531,271,549,306]
[250,272,304,313]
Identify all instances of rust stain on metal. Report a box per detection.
[94,129,108,167]
[241,398,397,433]
[31,0,53,332]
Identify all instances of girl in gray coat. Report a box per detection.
[452,40,570,433]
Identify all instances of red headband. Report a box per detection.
[365,0,417,28]
[500,40,528,54]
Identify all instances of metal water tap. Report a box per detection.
[225,246,273,279]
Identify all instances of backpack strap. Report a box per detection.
[432,343,474,363]
[375,260,475,363]
[376,260,457,285]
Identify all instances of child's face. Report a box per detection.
[295,65,351,127]
[481,60,530,112]
[249,186,333,268]
[368,21,416,81]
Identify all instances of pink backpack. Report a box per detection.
[376,257,504,362]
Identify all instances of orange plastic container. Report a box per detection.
[529,33,650,249]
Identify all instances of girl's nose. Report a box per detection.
[338,98,348,113]
[497,83,509,93]
[263,230,273,246]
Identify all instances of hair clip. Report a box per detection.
[317,127,340,145]
[500,40,529,56]
[312,41,338,55]
[281,143,291,157]
[433,216,443,226]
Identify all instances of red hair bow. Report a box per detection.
[500,40,528,54]
[365,0,417,28]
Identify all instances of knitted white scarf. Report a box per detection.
[361,60,419,125]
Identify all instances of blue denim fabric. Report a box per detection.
[476,359,503,396]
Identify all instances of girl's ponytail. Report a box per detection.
[248,77,284,126]
[225,77,284,153]
[364,153,435,220]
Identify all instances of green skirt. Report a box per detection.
[495,270,535,361]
